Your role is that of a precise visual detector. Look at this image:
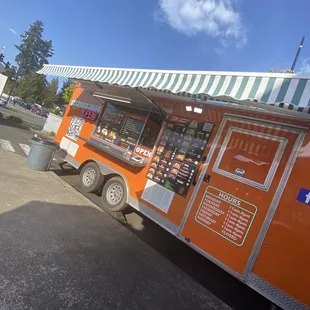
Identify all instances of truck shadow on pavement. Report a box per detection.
[121,208,271,310]
[51,165,272,310]
[0,200,233,310]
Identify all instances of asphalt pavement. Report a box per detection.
[0,103,46,130]
[0,141,234,310]
[0,118,273,310]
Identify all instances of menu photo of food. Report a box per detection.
[155,170,164,178]
[150,162,157,169]
[153,155,161,163]
[157,145,165,154]
[175,153,185,161]
[146,119,214,197]
[147,172,154,179]
[157,161,166,171]
[167,161,181,179]
[163,148,175,160]
[107,130,117,140]
[153,175,161,183]
[101,128,108,136]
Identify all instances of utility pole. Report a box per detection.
[290,36,305,72]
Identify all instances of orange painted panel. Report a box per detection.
[252,132,310,308]
[181,119,299,275]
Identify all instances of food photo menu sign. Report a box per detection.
[94,102,147,151]
[146,116,214,197]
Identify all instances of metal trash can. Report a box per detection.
[27,136,58,171]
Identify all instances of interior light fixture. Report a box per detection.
[193,107,203,114]
[93,93,131,104]
[186,106,192,112]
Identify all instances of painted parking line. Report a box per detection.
[0,139,15,152]
[19,143,30,156]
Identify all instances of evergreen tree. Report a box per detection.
[15,20,54,77]
[43,78,59,108]
[14,74,47,104]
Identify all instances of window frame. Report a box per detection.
[90,99,164,152]
[212,127,288,192]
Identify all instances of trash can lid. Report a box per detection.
[30,136,58,148]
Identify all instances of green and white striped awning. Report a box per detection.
[37,64,310,113]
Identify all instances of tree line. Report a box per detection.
[2,20,74,109]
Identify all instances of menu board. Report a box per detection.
[195,187,257,246]
[93,102,148,152]
[146,116,214,197]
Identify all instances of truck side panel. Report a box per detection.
[250,130,310,308]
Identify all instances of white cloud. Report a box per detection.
[9,28,18,36]
[157,0,247,48]
[299,58,310,75]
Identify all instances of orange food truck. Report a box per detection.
[38,65,310,310]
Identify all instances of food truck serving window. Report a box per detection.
[91,100,163,165]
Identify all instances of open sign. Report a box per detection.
[134,146,152,158]
[80,109,98,121]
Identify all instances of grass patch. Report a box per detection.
[7,115,23,124]
[30,124,38,130]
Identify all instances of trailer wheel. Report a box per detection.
[101,176,127,212]
[80,162,104,193]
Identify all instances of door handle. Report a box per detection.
[193,156,207,186]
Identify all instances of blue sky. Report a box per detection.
[1,0,310,74]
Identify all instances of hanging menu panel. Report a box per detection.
[146,117,214,197]
[94,103,148,151]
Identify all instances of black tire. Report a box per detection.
[80,162,104,193]
[101,176,127,212]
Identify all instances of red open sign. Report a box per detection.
[81,109,98,121]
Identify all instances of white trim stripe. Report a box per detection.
[188,75,202,93]
[267,78,284,104]
[240,76,256,100]
[284,79,299,103]
[297,80,310,107]
[255,77,270,102]
[229,76,244,98]
[197,75,211,94]
[208,75,221,95]
[218,76,232,97]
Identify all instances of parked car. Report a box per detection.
[14,97,26,106]
[24,102,33,110]
[31,106,40,114]
[0,99,7,107]
[37,109,49,117]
